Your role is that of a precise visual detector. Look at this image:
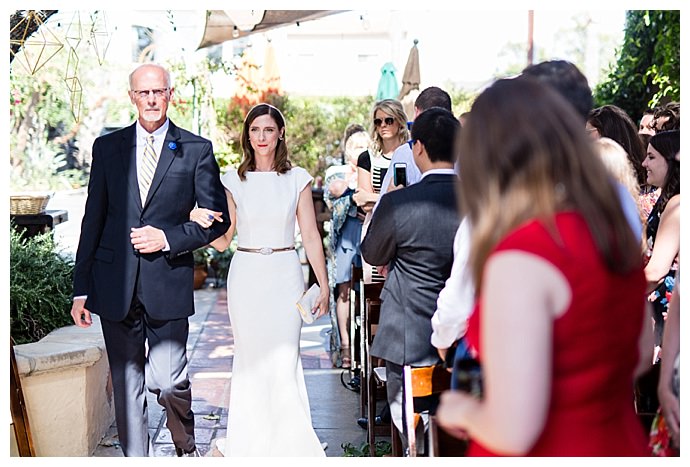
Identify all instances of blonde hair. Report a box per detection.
[594,137,640,205]
[369,99,408,155]
[344,131,371,163]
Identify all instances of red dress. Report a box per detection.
[465,212,650,456]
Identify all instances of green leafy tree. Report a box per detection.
[282,95,374,178]
[594,10,680,121]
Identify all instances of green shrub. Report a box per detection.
[10,225,75,344]
[341,440,392,457]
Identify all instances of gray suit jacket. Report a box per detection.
[360,173,460,366]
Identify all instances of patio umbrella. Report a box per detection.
[376,62,399,101]
[197,10,343,49]
[398,39,420,99]
[398,39,420,118]
[233,44,261,104]
[262,40,282,94]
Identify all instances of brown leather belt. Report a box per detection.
[236,246,295,255]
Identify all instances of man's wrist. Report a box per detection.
[161,230,170,251]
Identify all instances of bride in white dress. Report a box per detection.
[190,103,329,456]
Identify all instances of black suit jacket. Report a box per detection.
[360,173,460,366]
[73,121,229,321]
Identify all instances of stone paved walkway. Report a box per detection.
[92,287,368,457]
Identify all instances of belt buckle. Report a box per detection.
[259,247,273,255]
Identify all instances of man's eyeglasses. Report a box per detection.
[131,88,169,99]
[374,117,396,127]
[407,139,417,149]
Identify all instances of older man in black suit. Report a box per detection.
[70,63,229,457]
[360,107,461,455]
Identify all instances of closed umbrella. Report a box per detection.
[233,44,261,104]
[262,40,282,94]
[376,62,399,101]
[398,40,421,118]
[398,39,420,99]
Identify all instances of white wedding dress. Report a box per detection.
[220,167,325,457]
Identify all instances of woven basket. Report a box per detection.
[10,194,51,215]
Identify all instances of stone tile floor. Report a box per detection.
[92,287,369,457]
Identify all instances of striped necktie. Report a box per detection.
[139,135,158,203]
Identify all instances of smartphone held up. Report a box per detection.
[393,162,407,187]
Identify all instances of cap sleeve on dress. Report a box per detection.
[220,168,239,197]
[293,166,313,192]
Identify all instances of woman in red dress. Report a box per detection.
[436,78,653,456]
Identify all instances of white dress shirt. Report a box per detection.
[430,217,475,350]
[135,120,170,251]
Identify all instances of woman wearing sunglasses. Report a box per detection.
[353,99,408,283]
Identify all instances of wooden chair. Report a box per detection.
[361,281,390,456]
[428,415,469,457]
[402,364,464,457]
[347,265,365,416]
[10,339,35,456]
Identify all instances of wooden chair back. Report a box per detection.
[402,364,451,457]
[361,281,388,456]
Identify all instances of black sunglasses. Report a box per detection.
[374,117,396,127]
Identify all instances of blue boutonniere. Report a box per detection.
[168,142,177,150]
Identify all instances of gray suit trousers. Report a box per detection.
[100,294,195,457]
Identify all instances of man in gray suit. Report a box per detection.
[360,107,461,455]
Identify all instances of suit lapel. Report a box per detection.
[142,122,181,210]
[120,124,143,211]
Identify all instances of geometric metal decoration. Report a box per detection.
[89,11,112,65]
[10,11,64,75]
[64,11,83,51]
[64,45,79,81]
[65,75,83,123]
[64,47,82,122]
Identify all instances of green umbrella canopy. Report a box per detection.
[376,62,399,101]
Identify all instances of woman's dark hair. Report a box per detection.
[238,103,291,180]
[648,130,680,213]
[653,102,680,132]
[410,107,459,163]
[587,105,647,187]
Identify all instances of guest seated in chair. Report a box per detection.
[361,107,461,455]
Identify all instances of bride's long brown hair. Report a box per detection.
[237,103,292,180]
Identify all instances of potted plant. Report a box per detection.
[193,247,211,290]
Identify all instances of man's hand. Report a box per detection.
[71,298,92,328]
[379,264,389,279]
[388,179,405,192]
[131,226,166,253]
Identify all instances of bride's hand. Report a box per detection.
[314,289,330,319]
[190,208,223,228]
